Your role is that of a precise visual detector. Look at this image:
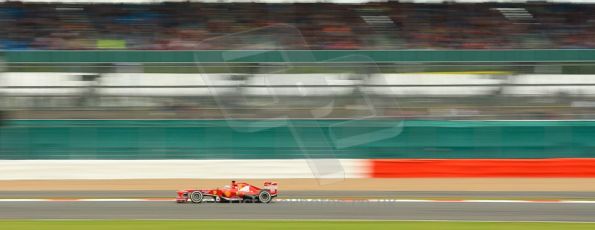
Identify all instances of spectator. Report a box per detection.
[1,2,594,50]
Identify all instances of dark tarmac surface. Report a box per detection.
[0,201,594,221]
[1,191,594,221]
[2,191,594,199]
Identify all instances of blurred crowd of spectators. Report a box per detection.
[1,2,595,50]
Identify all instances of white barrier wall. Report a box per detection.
[243,74,359,96]
[366,73,504,96]
[504,74,595,96]
[0,72,92,96]
[0,159,368,180]
[99,73,240,96]
[3,72,595,97]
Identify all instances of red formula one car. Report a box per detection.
[176,181,278,203]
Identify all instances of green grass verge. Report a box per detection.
[2,220,594,230]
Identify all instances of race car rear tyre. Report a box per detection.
[190,191,204,203]
[258,190,272,203]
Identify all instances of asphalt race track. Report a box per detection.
[1,201,594,221]
[1,191,594,221]
[2,191,595,199]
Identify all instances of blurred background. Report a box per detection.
[0,1,594,180]
[1,1,595,226]
[2,1,595,121]
[2,2,595,50]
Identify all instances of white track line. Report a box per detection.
[0,198,595,204]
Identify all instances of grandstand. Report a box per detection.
[1,2,595,50]
[1,0,595,120]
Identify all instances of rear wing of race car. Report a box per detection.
[264,181,278,192]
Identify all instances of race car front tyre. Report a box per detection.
[258,190,272,203]
[190,191,204,203]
